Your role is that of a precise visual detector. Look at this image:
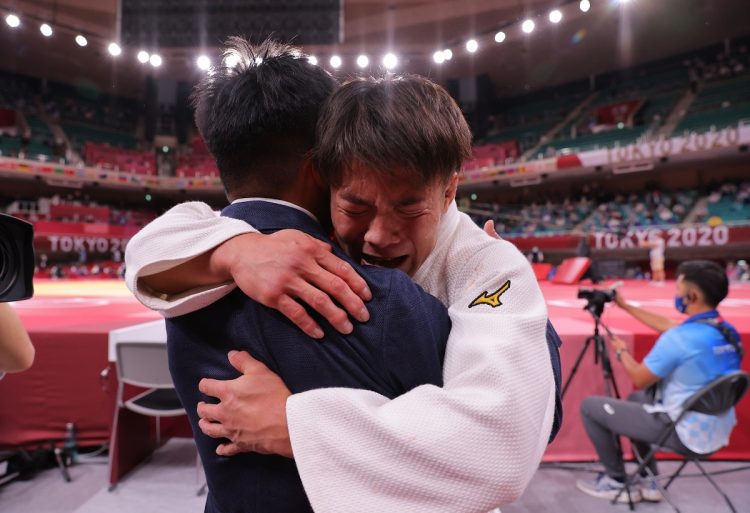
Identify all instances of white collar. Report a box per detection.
[231,197,319,223]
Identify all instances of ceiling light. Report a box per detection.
[5,14,20,28]
[197,55,211,70]
[308,55,318,66]
[75,35,88,47]
[522,19,535,34]
[40,23,53,37]
[225,52,239,68]
[443,49,453,61]
[330,55,342,68]
[382,53,398,70]
[107,42,122,57]
[549,10,563,23]
[433,50,445,64]
[150,54,162,67]
[495,31,506,43]
[580,0,591,12]
[356,54,369,68]
[466,39,478,53]
[137,50,150,63]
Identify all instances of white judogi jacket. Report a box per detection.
[125,200,555,513]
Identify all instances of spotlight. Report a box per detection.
[433,50,445,64]
[137,51,150,63]
[495,31,506,43]
[307,55,318,66]
[466,39,478,53]
[580,0,591,12]
[382,53,398,70]
[618,0,631,3]
[225,52,240,68]
[549,10,563,23]
[442,49,453,61]
[107,42,122,57]
[197,55,211,70]
[75,34,88,47]
[40,23,53,37]
[5,14,20,28]
[149,54,162,67]
[522,19,535,34]
[356,54,369,68]
[330,55,342,68]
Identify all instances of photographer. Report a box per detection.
[0,303,34,378]
[576,260,742,503]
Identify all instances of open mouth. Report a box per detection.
[361,253,408,269]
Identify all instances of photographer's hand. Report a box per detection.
[0,303,35,373]
[609,336,659,389]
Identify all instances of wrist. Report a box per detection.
[210,233,261,281]
[615,346,629,361]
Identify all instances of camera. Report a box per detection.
[577,287,615,316]
[0,213,35,302]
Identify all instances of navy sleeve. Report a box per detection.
[381,272,450,393]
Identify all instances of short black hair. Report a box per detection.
[192,37,338,197]
[677,260,729,308]
[313,74,473,187]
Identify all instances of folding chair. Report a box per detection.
[614,370,750,512]
[108,341,206,494]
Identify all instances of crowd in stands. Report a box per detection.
[4,194,157,227]
[462,182,750,237]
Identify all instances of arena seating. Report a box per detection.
[176,135,219,177]
[85,142,156,175]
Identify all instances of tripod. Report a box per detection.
[562,301,620,400]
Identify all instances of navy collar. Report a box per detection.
[683,310,720,324]
[221,200,328,240]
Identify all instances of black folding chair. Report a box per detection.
[613,370,749,512]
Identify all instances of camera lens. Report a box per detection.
[0,230,20,298]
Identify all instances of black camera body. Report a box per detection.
[0,213,34,302]
[578,287,615,316]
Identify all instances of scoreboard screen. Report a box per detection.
[120,0,342,48]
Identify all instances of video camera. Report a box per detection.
[577,286,618,316]
[0,213,34,302]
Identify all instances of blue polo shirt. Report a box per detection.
[167,200,450,513]
[643,310,741,453]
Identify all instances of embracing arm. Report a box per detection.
[124,201,371,335]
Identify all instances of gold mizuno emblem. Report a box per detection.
[469,280,511,309]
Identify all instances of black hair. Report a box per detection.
[313,74,472,187]
[676,260,729,308]
[192,37,338,197]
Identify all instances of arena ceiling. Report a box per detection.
[1,0,749,98]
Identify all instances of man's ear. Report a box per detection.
[443,172,459,212]
[305,158,326,190]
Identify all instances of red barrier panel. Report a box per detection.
[552,257,591,284]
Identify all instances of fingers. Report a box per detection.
[285,277,356,336]
[317,251,372,301]
[198,377,226,399]
[227,350,258,374]
[197,401,221,422]
[199,418,231,439]
[483,220,500,239]
[216,443,242,457]
[315,252,371,321]
[275,294,325,339]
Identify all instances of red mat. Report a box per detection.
[2,279,749,464]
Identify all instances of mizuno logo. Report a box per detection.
[469,280,511,309]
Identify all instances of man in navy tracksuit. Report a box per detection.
[164,40,450,513]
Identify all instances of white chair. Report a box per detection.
[108,341,205,494]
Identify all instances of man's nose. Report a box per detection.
[363,215,400,248]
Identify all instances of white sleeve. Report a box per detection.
[124,201,257,317]
[287,240,555,513]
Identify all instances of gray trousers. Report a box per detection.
[580,391,693,480]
